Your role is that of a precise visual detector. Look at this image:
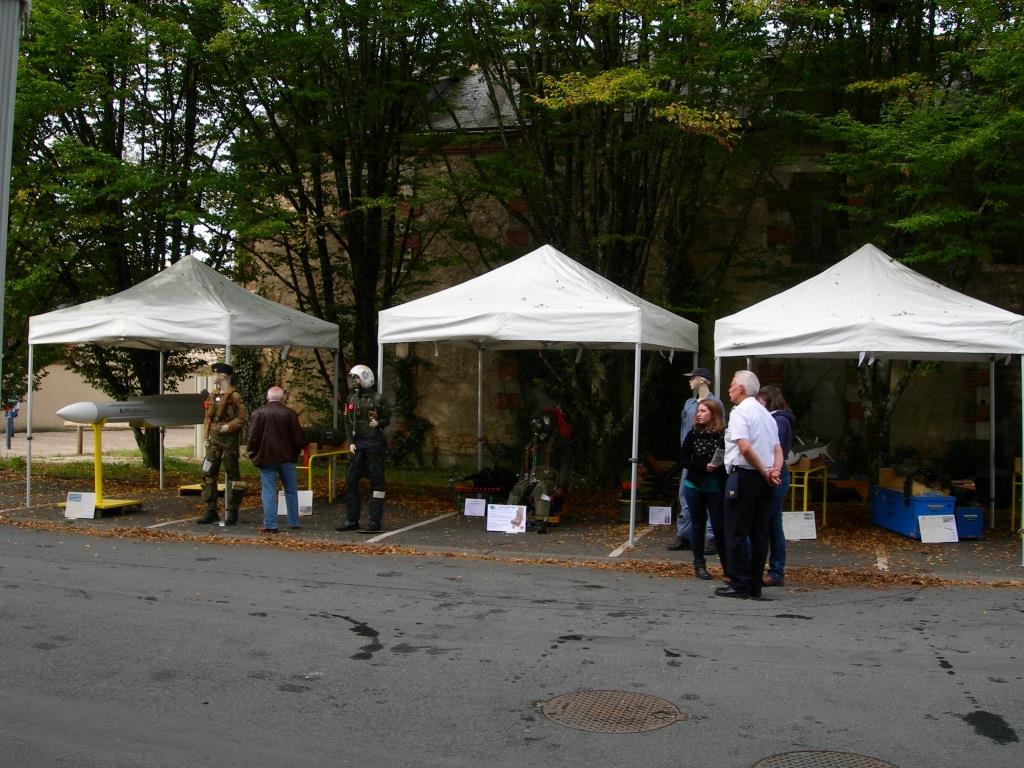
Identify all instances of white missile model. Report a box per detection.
[57,394,207,428]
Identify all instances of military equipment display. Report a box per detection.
[57,394,207,427]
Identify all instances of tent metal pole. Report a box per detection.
[25,343,32,507]
[376,343,383,395]
[477,343,484,472]
[714,358,722,395]
[158,349,165,491]
[1020,355,1023,566]
[333,349,339,429]
[989,359,995,529]
[628,343,642,547]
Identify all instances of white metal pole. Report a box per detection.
[628,343,642,547]
[477,343,484,472]
[989,359,996,529]
[158,349,165,490]
[376,343,383,395]
[24,342,32,506]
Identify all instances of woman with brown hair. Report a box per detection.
[675,399,728,580]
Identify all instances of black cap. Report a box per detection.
[684,366,712,381]
[211,362,234,375]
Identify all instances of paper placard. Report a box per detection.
[918,514,959,543]
[486,504,527,533]
[277,490,313,516]
[648,505,672,525]
[782,511,817,540]
[463,497,486,517]
[65,492,97,520]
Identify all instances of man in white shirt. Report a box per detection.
[715,370,783,599]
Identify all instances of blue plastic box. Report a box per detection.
[954,506,984,539]
[871,486,956,540]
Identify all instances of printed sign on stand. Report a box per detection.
[486,504,527,533]
[918,514,959,543]
[463,497,486,517]
[278,490,313,516]
[648,505,672,525]
[65,492,97,520]
[782,511,817,540]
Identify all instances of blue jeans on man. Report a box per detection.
[259,462,299,529]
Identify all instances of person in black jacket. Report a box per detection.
[672,399,728,580]
[757,386,796,586]
[336,364,390,534]
[247,386,307,533]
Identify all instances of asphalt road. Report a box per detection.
[1,526,1021,768]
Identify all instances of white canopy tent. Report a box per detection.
[714,243,1024,540]
[26,255,340,501]
[378,243,700,545]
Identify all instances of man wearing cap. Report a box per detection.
[667,366,720,552]
[197,362,249,525]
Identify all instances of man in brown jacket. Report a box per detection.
[246,386,307,533]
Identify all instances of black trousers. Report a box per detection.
[345,442,386,527]
[723,467,773,594]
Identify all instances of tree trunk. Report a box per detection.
[133,426,161,469]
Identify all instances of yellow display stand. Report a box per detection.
[59,422,142,511]
[789,455,828,525]
[299,449,348,503]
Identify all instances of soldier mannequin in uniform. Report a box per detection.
[507,412,571,534]
[197,362,249,525]
[336,364,390,534]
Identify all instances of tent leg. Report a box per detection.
[989,359,995,529]
[158,349,165,491]
[628,344,642,547]
[714,358,721,396]
[477,344,484,472]
[25,344,33,507]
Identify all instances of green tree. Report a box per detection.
[444,0,776,479]
[8,0,230,465]
[210,0,463,387]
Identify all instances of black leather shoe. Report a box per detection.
[535,521,548,534]
[714,586,750,599]
[694,564,711,580]
[357,526,382,534]
[666,536,691,551]
[704,540,717,556]
[196,513,218,525]
[288,525,301,530]
[335,522,359,532]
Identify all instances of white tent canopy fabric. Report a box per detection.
[25,255,340,504]
[29,255,339,350]
[379,244,698,352]
[714,244,1024,361]
[378,244,699,545]
[714,243,1024,542]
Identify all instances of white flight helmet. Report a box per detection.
[348,364,375,390]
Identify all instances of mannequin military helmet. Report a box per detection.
[348,364,375,389]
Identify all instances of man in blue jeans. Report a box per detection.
[246,386,307,533]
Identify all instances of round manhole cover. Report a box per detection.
[538,690,686,733]
[753,751,898,768]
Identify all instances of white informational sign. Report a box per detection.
[782,511,818,540]
[486,504,527,533]
[277,490,313,516]
[918,514,959,543]
[64,492,97,520]
[648,505,672,525]
[463,497,486,517]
